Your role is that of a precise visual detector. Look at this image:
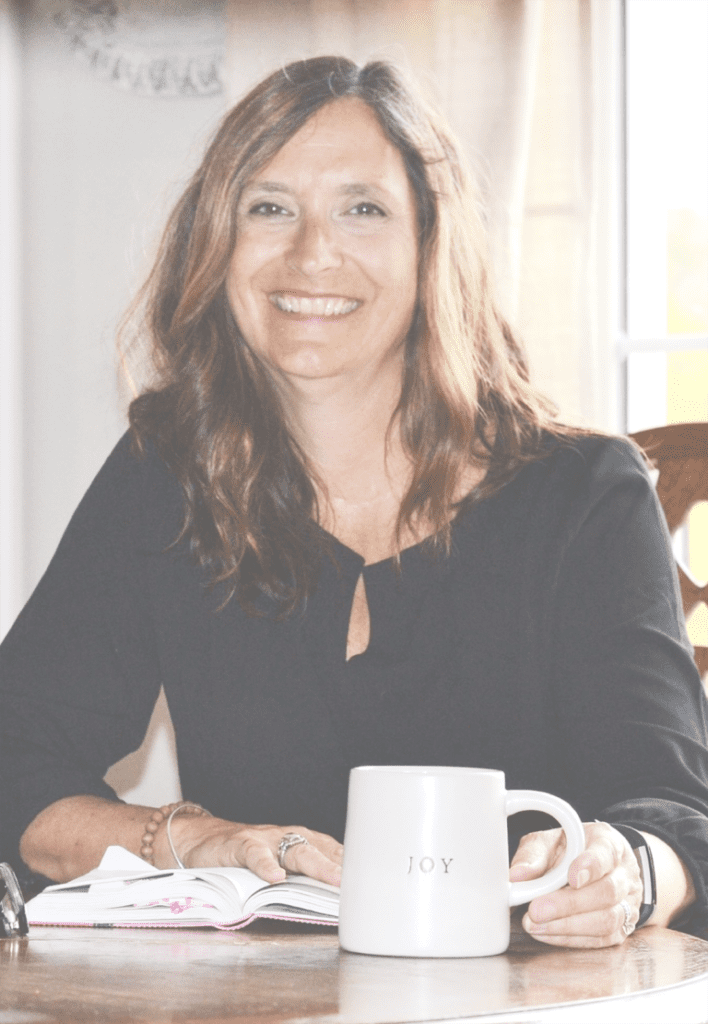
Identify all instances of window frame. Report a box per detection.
[618,0,708,433]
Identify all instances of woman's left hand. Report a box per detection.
[509,821,644,948]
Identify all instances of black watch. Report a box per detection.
[613,824,657,927]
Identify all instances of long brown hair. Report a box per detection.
[125,56,567,614]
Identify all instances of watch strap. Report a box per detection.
[613,824,656,927]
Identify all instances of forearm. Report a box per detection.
[641,831,696,928]
[20,797,344,887]
[19,795,157,882]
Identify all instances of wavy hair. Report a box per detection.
[125,56,567,614]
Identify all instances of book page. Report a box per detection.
[27,847,339,927]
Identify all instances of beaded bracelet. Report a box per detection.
[139,801,211,867]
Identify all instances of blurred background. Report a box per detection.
[1,0,706,804]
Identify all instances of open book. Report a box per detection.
[25,845,339,930]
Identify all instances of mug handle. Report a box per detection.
[506,790,586,907]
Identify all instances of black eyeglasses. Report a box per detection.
[0,862,28,938]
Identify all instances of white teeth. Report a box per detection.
[271,294,359,316]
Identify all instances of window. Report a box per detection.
[624,0,708,430]
[623,0,708,650]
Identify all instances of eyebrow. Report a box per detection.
[241,181,291,196]
[241,180,392,200]
[340,183,386,198]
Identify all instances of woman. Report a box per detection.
[2,57,707,948]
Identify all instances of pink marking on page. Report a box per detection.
[140,897,216,915]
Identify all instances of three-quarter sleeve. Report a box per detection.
[548,439,708,935]
[0,435,172,876]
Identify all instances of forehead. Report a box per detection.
[252,97,412,199]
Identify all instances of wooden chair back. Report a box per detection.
[629,423,708,681]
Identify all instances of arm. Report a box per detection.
[513,438,708,945]
[3,437,342,889]
[19,795,342,886]
[19,796,154,883]
[0,437,163,880]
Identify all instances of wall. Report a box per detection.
[14,0,227,803]
[20,1,226,600]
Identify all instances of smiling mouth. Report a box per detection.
[270,293,361,316]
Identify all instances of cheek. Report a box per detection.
[386,224,418,284]
[224,277,263,354]
[352,232,418,296]
[385,246,419,314]
[227,229,279,289]
[225,242,267,322]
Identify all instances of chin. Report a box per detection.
[262,344,342,379]
[285,359,343,380]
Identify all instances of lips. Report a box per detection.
[270,293,361,316]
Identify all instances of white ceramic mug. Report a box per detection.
[338,766,586,957]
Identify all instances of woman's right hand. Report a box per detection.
[160,815,343,886]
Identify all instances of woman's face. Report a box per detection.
[226,97,419,386]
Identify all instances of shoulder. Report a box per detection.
[514,432,652,509]
[513,432,664,556]
[537,430,646,480]
[65,431,185,552]
[462,433,658,555]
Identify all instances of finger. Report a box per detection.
[329,841,344,865]
[509,829,562,881]
[528,865,636,924]
[522,929,627,949]
[239,835,288,883]
[283,840,342,885]
[566,826,628,890]
[308,831,344,866]
[523,900,639,948]
[275,828,343,879]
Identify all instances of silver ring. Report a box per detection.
[277,832,309,870]
[619,899,634,937]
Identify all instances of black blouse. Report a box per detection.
[2,432,708,934]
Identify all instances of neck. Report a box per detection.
[276,357,410,508]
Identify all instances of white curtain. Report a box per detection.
[515,0,620,428]
[0,0,23,642]
[225,0,621,428]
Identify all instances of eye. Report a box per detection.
[347,201,386,217]
[247,201,291,217]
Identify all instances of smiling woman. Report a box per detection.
[122,55,550,615]
[3,56,708,951]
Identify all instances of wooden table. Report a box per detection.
[2,918,708,1024]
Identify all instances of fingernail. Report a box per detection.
[576,869,590,888]
[523,915,546,934]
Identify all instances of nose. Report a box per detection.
[287,214,342,277]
